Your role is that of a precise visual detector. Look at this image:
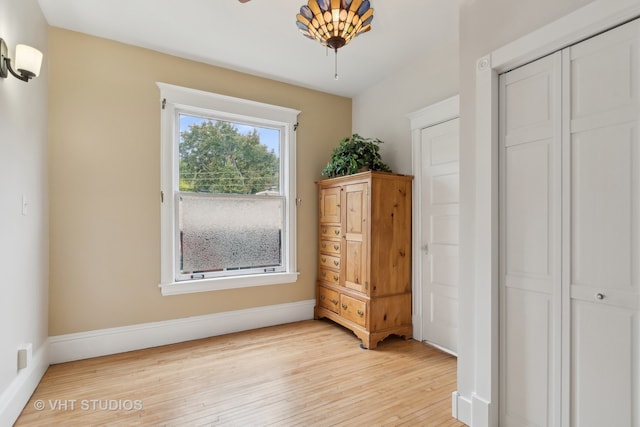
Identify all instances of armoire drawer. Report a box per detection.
[319,239,341,255]
[318,286,340,313]
[318,267,340,285]
[340,294,367,327]
[320,226,341,239]
[319,254,341,270]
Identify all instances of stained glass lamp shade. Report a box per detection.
[296,0,374,78]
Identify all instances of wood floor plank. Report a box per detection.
[15,320,465,426]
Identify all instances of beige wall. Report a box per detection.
[48,28,351,336]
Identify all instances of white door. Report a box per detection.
[499,17,640,427]
[563,20,640,427]
[420,118,459,354]
[499,51,563,427]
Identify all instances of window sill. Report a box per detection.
[159,272,299,296]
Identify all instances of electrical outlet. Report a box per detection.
[17,343,32,370]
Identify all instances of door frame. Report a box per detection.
[408,95,459,344]
[469,0,640,425]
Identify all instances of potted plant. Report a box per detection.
[321,133,392,178]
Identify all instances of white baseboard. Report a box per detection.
[49,300,316,364]
[471,393,494,427]
[0,341,49,427]
[452,391,472,426]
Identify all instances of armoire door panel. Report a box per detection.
[345,184,365,234]
[343,182,368,294]
[319,186,341,224]
[571,301,637,427]
[344,239,365,292]
[571,123,636,291]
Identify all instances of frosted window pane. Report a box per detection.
[179,193,283,275]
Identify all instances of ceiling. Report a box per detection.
[37,0,458,98]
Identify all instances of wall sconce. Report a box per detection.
[0,38,43,82]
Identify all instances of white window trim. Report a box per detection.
[157,82,300,296]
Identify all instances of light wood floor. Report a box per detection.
[16,320,465,426]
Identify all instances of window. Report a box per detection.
[158,83,300,295]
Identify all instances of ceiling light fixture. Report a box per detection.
[296,0,374,80]
[0,38,43,83]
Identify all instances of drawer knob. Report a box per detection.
[322,243,327,248]
[321,257,327,263]
[334,229,340,235]
[320,295,326,301]
[322,227,327,233]
[333,260,339,266]
[321,271,326,277]
[333,275,339,281]
[357,310,364,317]
[341,304,348,310]
[331,299,338,305]
[333,244,339,250]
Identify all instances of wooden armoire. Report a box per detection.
[314,171,413,349]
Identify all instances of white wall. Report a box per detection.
[352,16,458,174]
[0,0,49,424]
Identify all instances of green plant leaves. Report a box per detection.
[321,133,392,178]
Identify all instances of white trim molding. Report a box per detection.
[452,391,472,426]
[408,95,459,344]
[0,342,49,427]
[157,82,301,295]
[473,1,640,426]
[407,95,460,131]
[49,300,315,364]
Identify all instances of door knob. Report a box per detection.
[595,293,605,300]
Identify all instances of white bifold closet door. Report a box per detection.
[500,18,640,427]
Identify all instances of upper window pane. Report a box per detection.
[178,114,281,195]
